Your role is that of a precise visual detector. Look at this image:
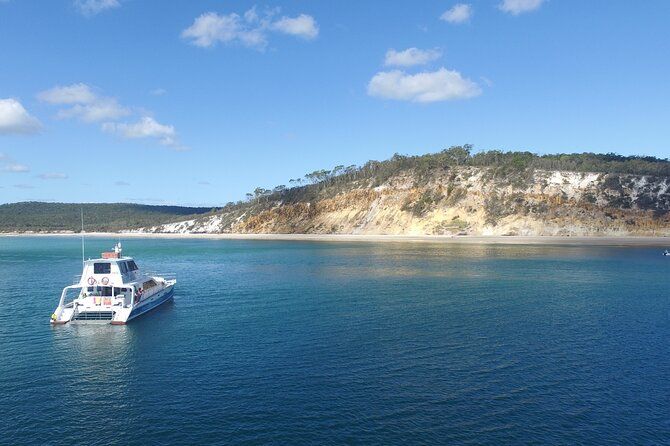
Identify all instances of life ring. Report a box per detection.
[87,276,96,285]
[101,277,109,285]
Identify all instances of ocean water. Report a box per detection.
[1,236,669,445]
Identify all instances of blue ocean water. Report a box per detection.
[0,236,669,445]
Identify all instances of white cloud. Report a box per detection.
[480,76,494,87]
[38,173,68,179]
[13,183,34,189]
[114,181,130,186]
[149,88,167,96]
[74,0,120,17]
[499,0,544,15]
[3,163,30,173]
[384,48,441,67]
[37,83,97,104]
[440,4,473,24]
[0,153,30,174]
[38,84,130,122]
[103,116,185,149]
[181,8,318,49]
[0,99,42,135]
[244,6,259,23]
[367,68,482,103]
[39,84,186,149]
[57,99,130,122]
[272,14,318,39]
[181,12,259,48]
[104,116,174,140]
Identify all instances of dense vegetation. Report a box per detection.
[342,147,670,186]
[0,202,215,232]
[231,146,670,210]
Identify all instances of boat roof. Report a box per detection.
[84,242,134,264]
[85,256,135,264]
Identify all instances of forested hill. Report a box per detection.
[137,148,670,237]
[0,202,215,232]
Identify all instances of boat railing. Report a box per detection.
[61,286,82,308]
[145,271,177,282]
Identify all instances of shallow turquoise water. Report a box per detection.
[1,237,669,445]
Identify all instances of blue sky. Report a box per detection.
[1,0,669,206]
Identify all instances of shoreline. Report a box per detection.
[1,232,669,246]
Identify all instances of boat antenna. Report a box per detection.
[81,208,85,267]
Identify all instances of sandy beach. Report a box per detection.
[1,232,669,246]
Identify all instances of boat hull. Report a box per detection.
[51,283,175,325]
[125,286,174,323]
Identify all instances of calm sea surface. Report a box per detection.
[1,236,669,445]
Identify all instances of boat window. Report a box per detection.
[127,261,139,271]
[94,262,111,274]
[119,262,128,274]
[101,287,113,297]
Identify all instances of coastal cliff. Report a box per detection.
[133,149,670,237]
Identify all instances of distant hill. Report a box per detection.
[0,202,216,232]
[135,148,670,237]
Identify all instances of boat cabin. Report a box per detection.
[76,243,158,305]
[81,257,141,286]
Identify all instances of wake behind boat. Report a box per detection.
[51,243,176,325]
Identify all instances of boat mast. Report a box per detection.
[81,208,85,268]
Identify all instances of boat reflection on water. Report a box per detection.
[48,299,175,425]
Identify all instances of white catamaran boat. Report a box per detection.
[51,243,176,325]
